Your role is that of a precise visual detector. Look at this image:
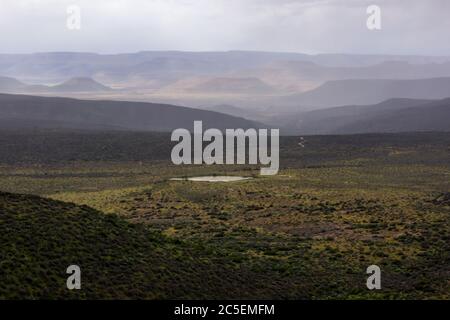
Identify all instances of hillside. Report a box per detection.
[186,77,275,94]
[341,99,450,134]
[283,77,450,108]
[0,93,264,132]
[281,98,450,134]
[0,76,27,92]
[0,132,449,299]
[0,191,283,299]
[48,77,112,92]
[0,77,112,94]
[200,104,264,121]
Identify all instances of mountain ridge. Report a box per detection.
[0,93,265,132]
[0,76,112,93]
[280,97,450,134]
[282,77,450,108]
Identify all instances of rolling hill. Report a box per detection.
[0,76,27,92]
[47,77,113,92]
[281,98,450,134]
[2,51,450,83]
[0,93,264,131]
[200,104,260,119]
[0,191,282,299]
[0,76,112,94]
[2,52,450,98]
[282,77,450,108]
[186,77,275,94]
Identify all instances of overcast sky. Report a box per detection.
[0,0,449,55]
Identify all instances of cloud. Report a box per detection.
[0,0,448,55]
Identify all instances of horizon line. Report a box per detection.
[0,50,449,58]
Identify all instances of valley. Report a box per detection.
[0,130,448,299]
[1,0,449,305]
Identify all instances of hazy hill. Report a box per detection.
[2,52,450,91]
[48,77,112,92]
[340,99,450,134]
[282,98,450,134]
[2,51,450,79]
[256,60,450,82]
[3,52,450,110]
[0,76,112,94]
[185,77,274,94]
[0,93,263,131]
[0,76,27,92]
[283,77,450,108]
[201,104,260,119]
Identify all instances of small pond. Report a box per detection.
[170,176,253,182]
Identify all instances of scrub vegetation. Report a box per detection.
[0,130,449,299]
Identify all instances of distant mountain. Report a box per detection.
[2,52,450,95]
[0,76,27,92]
[186,77,274,94]
[3,52,450,111]
[282,77,450,108]
[49,77,112,92]
[200,104,264,120]
[255,60,450,82]
[0,76,112,94]
[0,191,277,299]
[281,98,450,134]
[2,51,450,80]
[0,93,265,132]
[339,99,450,134]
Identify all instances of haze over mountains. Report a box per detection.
[2,51,450,98]
[0,76,112,94]
[280,77,450,108]
[2,51,450,81]
[0,51,450,135]
[278,98,450,135]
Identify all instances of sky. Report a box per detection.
[0,0,449,55]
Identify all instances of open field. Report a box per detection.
[0,130,449,299]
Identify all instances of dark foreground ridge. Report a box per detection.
[0,93,264,132]
[0,191,282,299]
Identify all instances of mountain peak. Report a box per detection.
[53,77,112,92]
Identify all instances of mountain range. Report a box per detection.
[0,76,112,94]
[2,51,450,101]
[276,98,450,135]
[1,51,450,135]
[279,77,450,108]
[0,93,262,132]
[1,92,448,135]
